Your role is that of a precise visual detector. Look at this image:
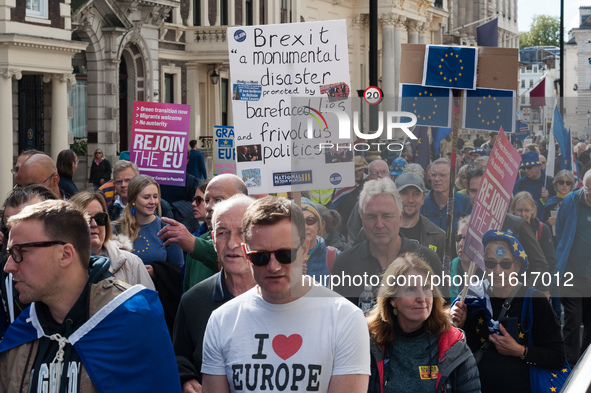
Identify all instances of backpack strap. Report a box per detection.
[326,246,338,272]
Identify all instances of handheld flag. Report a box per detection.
[422,45,478,90]
[477,18,498,47]
[400,83,452,127]
[514,120,529,142]
[529,78,546,108]
[410,126,430,172]
[432,127,452,157]
[551,105,569,171]
[463,88,515,133]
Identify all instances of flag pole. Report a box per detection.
[443,89,462,276]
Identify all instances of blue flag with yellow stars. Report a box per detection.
[422,45,478,90]
[463,88,515,133]
[400,83,451,127]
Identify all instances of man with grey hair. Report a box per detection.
[420,157,472,233]
[332,178,443,304]
[174,194,256,393]
[346,159,390,246]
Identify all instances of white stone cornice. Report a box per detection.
[1,69,22,80]
[42,73,72,84]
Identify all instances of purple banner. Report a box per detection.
[131,101,190,186]
[463,128,522,271]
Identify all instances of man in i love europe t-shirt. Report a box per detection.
[201,196,370,393]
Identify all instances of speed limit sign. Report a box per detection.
[363,86,383,105]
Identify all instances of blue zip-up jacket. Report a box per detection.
[555,187,583,275]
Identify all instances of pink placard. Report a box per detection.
[463,128,522,271]
[130,101,191,186]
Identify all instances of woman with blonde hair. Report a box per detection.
[114,175,184,276]
[367,253,480,393]
[69,191,154,289]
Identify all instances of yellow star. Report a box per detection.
[414,110,417,113]
[482,119,485,123]
[478,114,481,117]
[433,98,436,102]
[476,328,480,333]
[494,231,504,235]
[459,73,462,76]
[439,65,442,68]
[443,77,447,80]
[424,91,428,95]
[478,317,484,325]
[461,66,464,70]
[497,102,500,106]
[492,121,495,124]
[456,54,459,58]
[434,104,438,108]
[433,111,436,114]
[440,71,443,75]
[487,122,490,125]
[445,54,448,57]
[513,242,519,251]
[419,92,422,96]
[428,115,431,119]
[441,58,444,62]
[498,109,501,112]
[413,103,416,107]
[551,388,556,392]
[488,95,491,98]
[480,337,486,343]
[430,93,433,96]
[460,59,462,63]
[417,138,422,144]
[477,107,480,111]
[519,250,527,259]
[414,97,417,100]
[496,116,500,119]
[479,100,482,104]
[455,78,458,81]
[519,332,524,339]
[493,97,496,100]
[562,369,568,373]
[552,374,557,378]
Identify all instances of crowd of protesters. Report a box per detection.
[0,131,587,392]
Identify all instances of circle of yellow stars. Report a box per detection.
[132,234,150,253]
[476,95,502,126]
[413,90,438,121]
[439,51,464,83]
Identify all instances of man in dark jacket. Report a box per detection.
[173,195,255,393]
[332,178,444,304]
[396,172,445,261]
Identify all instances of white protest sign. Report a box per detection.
[228,20,354,194]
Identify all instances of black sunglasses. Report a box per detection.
[484,260,515,270]
[557,180,573,186]
[305,216,318,226]
[193,195,204,206]
[89,212,109,227]
[242,242,302,267]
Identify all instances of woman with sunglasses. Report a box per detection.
[451,230,565,393]
[300,198,339,285]
[193,180,209,237]
[544,170,576,231]
[69,191,155,289]
[88,149,111,190]
[368,253,480,393]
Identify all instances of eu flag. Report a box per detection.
[432,127,452,156]
[423,45,478,90]
[463,88,515,132]
[514,120,529,142]
[400,83,451,127]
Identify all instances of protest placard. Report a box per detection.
[214,125,236,175]
[463,128,522,270]
[130,101,190,186]
[228,20,354,194]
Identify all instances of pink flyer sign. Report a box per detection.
[130,101,191,186]
[463,128,522,271]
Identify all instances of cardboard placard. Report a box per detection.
[401,44,518,91]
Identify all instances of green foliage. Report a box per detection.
[519,15,560,48]
[71,137,88,157]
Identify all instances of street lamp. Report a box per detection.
[210,67,219,85]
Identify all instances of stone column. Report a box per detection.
[380,13,397,100]
[393,15,407,103]
[351,14,367,91]
[418,21,429,44]
[407,20,419,44]
[186,63,201,139]
[44,74,71,161]
[0,69,20,201]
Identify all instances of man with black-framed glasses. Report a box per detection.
[17,154,67,200]
[0,200,180,392]
[201,196,370,393]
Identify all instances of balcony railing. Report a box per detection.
[159,24,227,46]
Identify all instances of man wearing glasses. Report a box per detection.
[0,200,180,392]
[17,154,67,200]
[555,169,591,367]
[201,196,370,393]
[420,157,472,233]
